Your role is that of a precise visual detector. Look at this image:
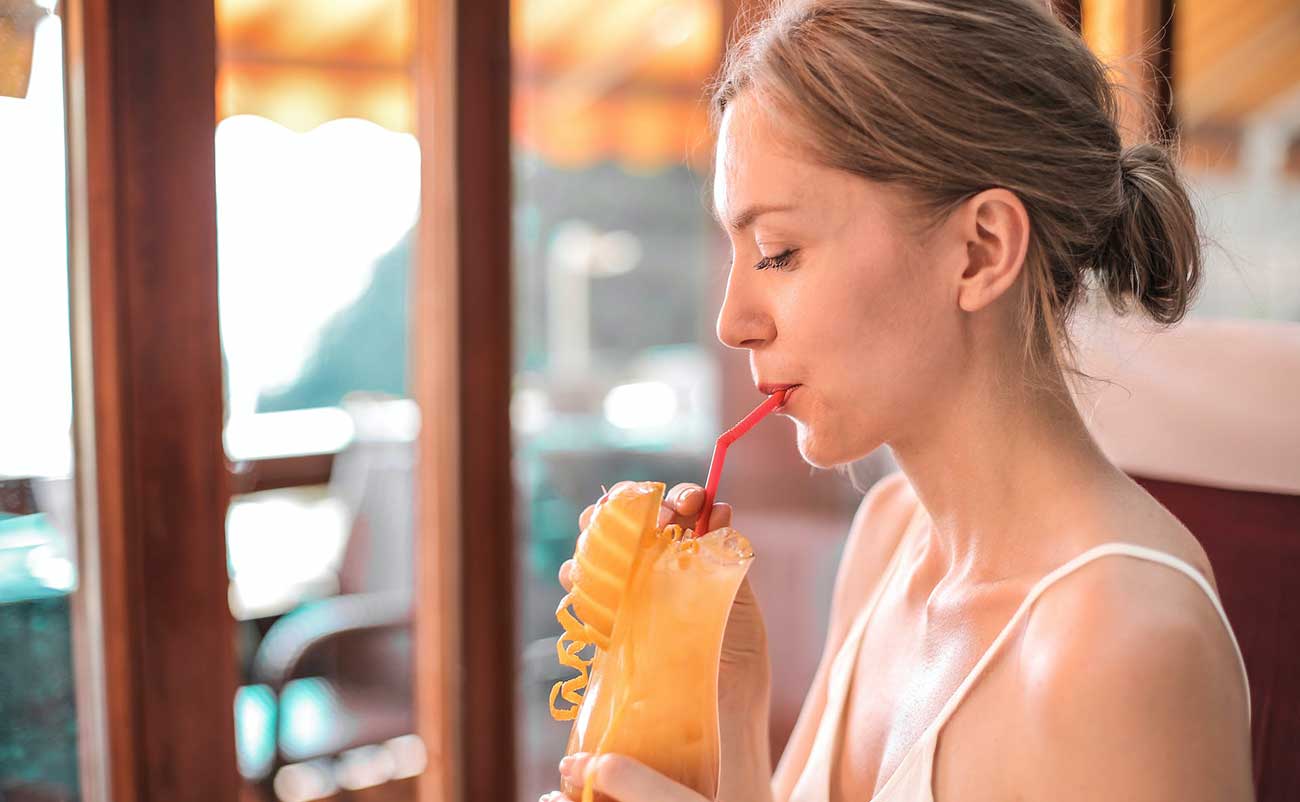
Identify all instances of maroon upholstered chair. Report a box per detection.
[1133,476,1299,800]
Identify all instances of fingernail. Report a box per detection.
[558,755,574,777]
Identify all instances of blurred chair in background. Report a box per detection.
[239,395,421,800]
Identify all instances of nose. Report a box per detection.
[715,270,775,351]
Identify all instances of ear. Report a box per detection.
[953,188,1030,313]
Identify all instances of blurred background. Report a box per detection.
[0,0,1296,801]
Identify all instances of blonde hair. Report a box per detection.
[710,0,1202,381]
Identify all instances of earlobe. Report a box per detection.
[955,188,1029,313]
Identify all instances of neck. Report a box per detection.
[888,358,1126,585]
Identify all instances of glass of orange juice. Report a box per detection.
[553,483,753,801]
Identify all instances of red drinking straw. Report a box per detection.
[693,388,788,536]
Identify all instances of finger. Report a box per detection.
[579,504,596,530]
[538,793,573,802]
[708,502,732,531]
[657,504,673,529]
[558,559,575,592]
[563,753,709,802]
[665,483,704,514]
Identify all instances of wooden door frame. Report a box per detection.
[412,1,515,801]
[63,0,239,799]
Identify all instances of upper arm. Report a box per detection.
[1014,563,1254,801]
[771,471,916,800]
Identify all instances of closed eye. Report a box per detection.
[755,249,798,271]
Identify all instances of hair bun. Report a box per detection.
[1091,142,1202,325]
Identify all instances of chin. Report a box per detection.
[794,418,884,470]
[794,422,853,470]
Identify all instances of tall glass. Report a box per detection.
[562,526,753,801]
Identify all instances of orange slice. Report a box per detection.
[570,481,664,649]
[549,481,665,721]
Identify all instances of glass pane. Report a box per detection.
[0,4,81,800]
[1173,0,1300,321]
[214,1,425,797]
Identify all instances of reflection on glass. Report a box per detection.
[0,6,81,800]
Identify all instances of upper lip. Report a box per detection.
[757,382,800,396]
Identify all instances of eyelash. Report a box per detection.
[754,248,798,271]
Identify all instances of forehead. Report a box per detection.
[712,95,821,227]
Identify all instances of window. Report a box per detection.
[0,7,81,799]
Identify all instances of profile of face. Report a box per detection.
[712,93,1029,468]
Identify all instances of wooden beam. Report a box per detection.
[412,0,514,800]
[63,0,239,799]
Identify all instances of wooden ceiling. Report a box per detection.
[1174,0,1300,129]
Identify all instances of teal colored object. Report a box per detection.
[0,514,76,604]
[0,595,80,798]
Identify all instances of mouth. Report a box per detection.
[757,383,801,410]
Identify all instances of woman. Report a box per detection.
[543,0,1254,799]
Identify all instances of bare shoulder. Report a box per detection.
[1010,517,1253,800]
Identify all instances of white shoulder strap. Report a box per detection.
[929,541,1252,731]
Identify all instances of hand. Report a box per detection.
[559,481,771,708]
[540,752,709,802]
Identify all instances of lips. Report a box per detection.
[757,383,800,411]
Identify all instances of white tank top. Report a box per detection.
[789,505,1253,802]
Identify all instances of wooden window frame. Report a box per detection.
[412,1,515,801]
[57,0,515,800]
[62,0,239,799]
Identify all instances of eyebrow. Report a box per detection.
[713,202,797,232]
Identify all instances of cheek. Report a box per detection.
[808,245,936,376]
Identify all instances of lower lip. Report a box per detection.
[775,386,800,411]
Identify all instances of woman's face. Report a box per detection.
[713,93,972,468]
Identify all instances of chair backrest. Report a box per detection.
[331,395,417,598]
[1074,313,1300,802]
[328,395,416,690]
